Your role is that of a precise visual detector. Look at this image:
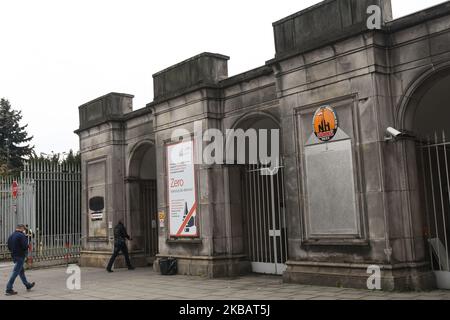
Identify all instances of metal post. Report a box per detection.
[253,164,258,263]
[269,174,279,273]
[428,136,442,270]
[419,142,434,270]
[435,132,449,271]
[280,160,288,263]
[441,131,450,271]
[264,168,271,263]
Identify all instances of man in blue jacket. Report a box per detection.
[5,224,35,296]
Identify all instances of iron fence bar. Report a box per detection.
[256,164,262,263]
[420,146,434,270]
[51,162,55,254]
[428,136,442,270]
[244,166,252,262]
[276,164,285,263]
[251,164,257,262]
[260,168,265,263]
[276,168,283,264]
[280,159,288,263]
[435,132,449,271]
[44,162,48,255]
[441,131,450,271]
[269,174,279,273]
[39,161,44,260]
[65,163,68,256]
[418,141,450,149]
[264,167,271,263]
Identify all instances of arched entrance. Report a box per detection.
[128,141,159,263]
[231,114,288,275]
[402,68,450,288]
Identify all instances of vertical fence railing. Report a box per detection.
[0,177,13,259]
[241,162,288,274]
[20,161,82,264]
[419,130,450,273]
[0,161,81,264]
[0,176,36,260]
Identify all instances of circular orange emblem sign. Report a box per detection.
[313,106,338,142]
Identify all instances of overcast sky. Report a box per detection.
[0,0,446,155]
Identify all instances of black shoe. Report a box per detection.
[5,290,18,296]
[26,282,35,291]
[128,266,135,270]
[106,269,113,273]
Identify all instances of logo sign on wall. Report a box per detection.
[313,106,339,142]
[167,140,198,238]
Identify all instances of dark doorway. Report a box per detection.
[140,180,158,257]
[128,142,159,262]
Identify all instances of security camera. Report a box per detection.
[384,127,415,142]
[386,127,402,138]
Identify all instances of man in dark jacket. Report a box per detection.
[106,220,135,272]
[5,225,35,296]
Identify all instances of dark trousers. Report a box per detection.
[6,256,31,291]
[106,240,132,270]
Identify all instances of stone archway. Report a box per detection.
[228,113,287,275]
[399,66,450,288]
[127,141,159,264]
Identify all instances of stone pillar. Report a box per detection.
[151,53,250,277]
[76,92,146,268]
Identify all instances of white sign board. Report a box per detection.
[167,140,198,237]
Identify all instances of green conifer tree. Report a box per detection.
[0,98,34,175]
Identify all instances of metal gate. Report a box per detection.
[141,180,158,257]
[0,161,81,265]
[418,131,450,289]
[0,178,35,260]
[241,164,288,275]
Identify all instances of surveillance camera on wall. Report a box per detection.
[386,127,403,138]
[385,127,415,142]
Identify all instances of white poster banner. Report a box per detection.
[167,140,198,237]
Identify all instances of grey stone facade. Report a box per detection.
[76,0,450,290]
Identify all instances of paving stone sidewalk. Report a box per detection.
[0,264,449,300]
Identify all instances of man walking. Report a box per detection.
[106,220,135,272]
[5,224,35,296]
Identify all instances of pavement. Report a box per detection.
[0,264,450,300]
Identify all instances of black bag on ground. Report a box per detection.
[159,257,177,275]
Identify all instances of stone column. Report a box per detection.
[76,92,145,268]
[150,53,250,277]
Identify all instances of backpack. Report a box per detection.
[159,257,177,275]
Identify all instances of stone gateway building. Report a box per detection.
[76,0,450,290]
